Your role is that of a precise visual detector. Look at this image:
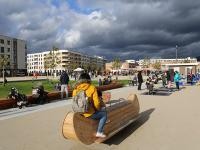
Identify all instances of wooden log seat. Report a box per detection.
[0,99,16,109]
[97,82,123,91]
[62,93,140,145]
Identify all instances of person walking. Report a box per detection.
[174,71,181,90]
[161,72,167,87]
[60,71,69,99]
[72,73,107,138]
[166,70,171,89]
[137,71,143,90]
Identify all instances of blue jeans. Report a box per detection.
[60,84,68,99]
[175,82,179,89]
[90,110,107,133]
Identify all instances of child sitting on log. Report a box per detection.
[73,73,107,138]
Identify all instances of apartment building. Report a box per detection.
[121,60,138,70]
[106,60,138,73]
[138,57,198,75]
[0,35,27,77]
[27,49,106,75]
[138,57,197,66]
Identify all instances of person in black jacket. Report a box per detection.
[166,70,172,89]
[137,71,143,90]
[60,71,69,99]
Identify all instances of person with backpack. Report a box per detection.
[60,70,69,99]
[72,73,107,138]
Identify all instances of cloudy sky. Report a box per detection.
[1,0,200,60]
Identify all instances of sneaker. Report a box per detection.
[106,119,110,123]
[96,132,106,138]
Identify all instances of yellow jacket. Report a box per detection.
[72,82,101,118]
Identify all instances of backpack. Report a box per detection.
[72,90,91,113]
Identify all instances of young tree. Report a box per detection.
[142,57,151,68]
[82,63,89,72]
[44,59,51,78]
[112,58,121,79]
[90,63,97,72]
[152,61,161,70]
[112,58,121,70]
[70,62,78,71]
[44,46,61,76]
[0,55,9,86]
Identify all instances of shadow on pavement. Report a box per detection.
[104,108,155,145]
[141,86,186,96]
[141,91,172,96]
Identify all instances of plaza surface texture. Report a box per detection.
[0,83,200,150]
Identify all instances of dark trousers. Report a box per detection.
[138,82,142,90]
[175,82,179,90]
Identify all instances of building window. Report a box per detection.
[0,39,4,44]
[7,40,10,45]
[1,47,4,53]
[7,48,10,52]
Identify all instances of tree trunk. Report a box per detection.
[3,65,5,86]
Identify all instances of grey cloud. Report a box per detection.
[1,0,200,60]
[75,0,200,59]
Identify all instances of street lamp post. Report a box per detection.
[176,45,178,62]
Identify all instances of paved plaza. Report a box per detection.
[0,83,200,150]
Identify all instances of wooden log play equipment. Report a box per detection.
[62,93,140,145]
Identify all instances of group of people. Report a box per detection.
[98,75,112,86]
[128,71,145,90]
[187,73,198,85]
[128,71,143,90]
[135,70,183,91]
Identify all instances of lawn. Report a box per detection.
[0,79,128,99]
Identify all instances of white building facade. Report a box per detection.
[138,57,198,75]
[27,50,106,75]
[0,35,27,76]
[138,57,197,66]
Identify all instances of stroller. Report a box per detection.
[8,87,29,109]
[32,85,48,104]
